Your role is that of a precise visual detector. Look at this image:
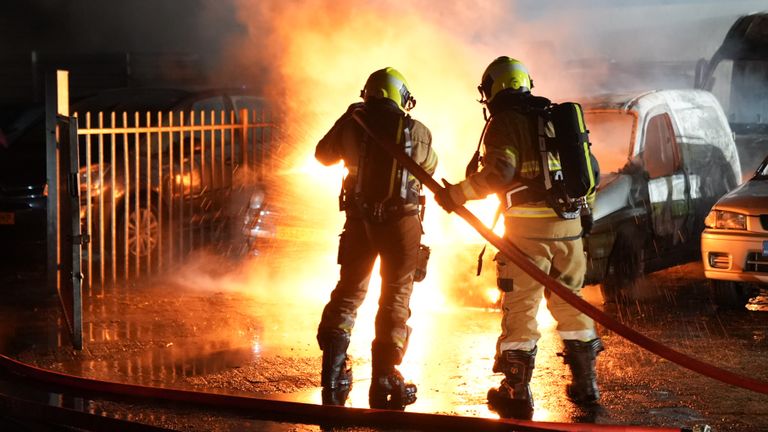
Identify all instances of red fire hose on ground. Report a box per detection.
[350,109,768,396]
[0,354,690,432]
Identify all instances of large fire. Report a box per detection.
[224,0,572,359]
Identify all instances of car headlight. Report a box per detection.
[704,210,746,230]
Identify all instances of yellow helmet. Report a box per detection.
[360,67,416,111]
[478,56,533,103]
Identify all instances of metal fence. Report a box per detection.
[74,107,276,290]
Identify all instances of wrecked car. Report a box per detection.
[700,153,768,309]
[582,89,741,303]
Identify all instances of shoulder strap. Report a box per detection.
[399,115,413,200]
[466,115,492,177]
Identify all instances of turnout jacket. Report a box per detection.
[316,101,438,217]
[452,108,562,218]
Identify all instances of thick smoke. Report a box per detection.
[200,0,768,309]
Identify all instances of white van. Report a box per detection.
[581,89,741,303]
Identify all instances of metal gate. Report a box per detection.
[73,98,276,291]
[46,70,84,349]
[48,71,277,348]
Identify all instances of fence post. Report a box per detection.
[240,108,249,172]
[45,70,70,292]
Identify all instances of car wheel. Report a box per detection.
[710,280,751,310]
[119,200,160,258]
[601,224,645,304]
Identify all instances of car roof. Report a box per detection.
[580,89,725,114]
[72,88,193,114]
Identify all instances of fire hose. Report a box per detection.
[0,354,691,432]
[351,109,768,396]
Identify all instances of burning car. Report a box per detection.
[582,89,741,303]
[700,153,768,309]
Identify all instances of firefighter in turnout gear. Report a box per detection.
[315,67,437,409]
[434,57,603,418]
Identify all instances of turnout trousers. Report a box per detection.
[495,216,596,354]
[318,213,422,359]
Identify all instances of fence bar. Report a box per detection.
[200,111,206,198]
[85,113,93,293]
[188,111,195,251]
[122,112,129,279]
[229,111,236,187]
[168,111,174,262]
[110,112,117,282]
[157,111,163,270]
[134,112,141,277]
[179,111,185,258]
[240,109,249,172]
[219,111,225,190]
[145,112,152,272]
[97,112,105,287]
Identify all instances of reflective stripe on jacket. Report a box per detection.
[456,108,559,218]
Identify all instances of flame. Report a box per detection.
[223,0,584,366]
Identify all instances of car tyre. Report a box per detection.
[118,198,160,259]
[601,224,645,305]
[710,280,751,310]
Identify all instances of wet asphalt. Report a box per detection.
[0,258,766,432]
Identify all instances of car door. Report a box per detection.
[640,109,691,255]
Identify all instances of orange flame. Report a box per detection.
[224,0,573,344]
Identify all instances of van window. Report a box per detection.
[584,111,636,174]
[643,113,680,178]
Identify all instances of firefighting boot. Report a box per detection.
[560,338,604,405]
[487,346,537,420]
[317,329,353,406]
[369,342,417,410]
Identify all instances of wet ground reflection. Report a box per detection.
[2,260,767,430]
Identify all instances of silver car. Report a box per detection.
[701,154,768,309]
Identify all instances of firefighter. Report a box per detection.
[434,57,603,419]
[315,67,438,409]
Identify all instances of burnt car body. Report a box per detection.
[700,154,768,309]
[0,88,274,275]
[582,89,741,302]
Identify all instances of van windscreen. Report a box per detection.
[584,111,636,174]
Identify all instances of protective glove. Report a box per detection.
[434,179,462,213]
[580,212,594,237]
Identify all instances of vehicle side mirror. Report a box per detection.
[618,158,641,176]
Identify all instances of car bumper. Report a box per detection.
[701,229,768,283]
